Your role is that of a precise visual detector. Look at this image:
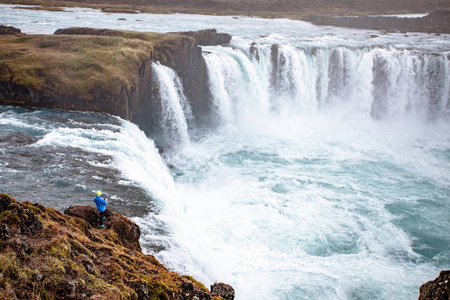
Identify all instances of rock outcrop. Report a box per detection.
[211,282,235,300]
[65,205,142,252]
[0,25,21,35]
[0,193,234,300]
[419,271,450,300]
[175,29,232,46]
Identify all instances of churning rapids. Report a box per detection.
[1,4,450,299]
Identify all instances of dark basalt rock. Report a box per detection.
[65,205,142,252]
[175,29,232,46]
[0,25,21,35]
[211,282,235,300]
[0,193,43,236]
[419,271,450,300]
[133,281,150,300]
[181,280,211,300]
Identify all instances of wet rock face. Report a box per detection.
[152,34,214,126]
[419,271,450,300]
[181,280,211,300]
[211,282,235,300]
[65,205,142,252]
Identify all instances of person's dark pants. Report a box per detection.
[99,211,105,226]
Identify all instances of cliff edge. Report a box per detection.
[0,193,234,300]
[0,26,231,134]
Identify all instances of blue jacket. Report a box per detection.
[94,196,107,212]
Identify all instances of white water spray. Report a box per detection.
[204,46,271,126]
[152,62,193,146]
[204,44,450,122]
[35,119,174,202]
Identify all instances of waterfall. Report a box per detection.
[204,45,450,122]
[203,46,271,125]
[151,62,193,146]
[270,44,318,112]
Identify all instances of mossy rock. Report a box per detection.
[0,194,230,299]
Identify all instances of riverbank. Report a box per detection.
[0,193,234,299]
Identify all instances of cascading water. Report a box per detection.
[203,46,271,126]
[205,43,449,121]
[151,62,193,146]
[143,43,450,299]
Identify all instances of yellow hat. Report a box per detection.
[97,191,101,196]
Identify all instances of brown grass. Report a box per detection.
[0,29,196,101]
[0,33,157,100]
[0,194,211,299]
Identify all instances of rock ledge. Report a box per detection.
[419,271,450,300]
[0,193,234,300]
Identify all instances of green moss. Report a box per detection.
[49,240,71,258]
[40,257,66,283]
[104,263,125,284]
[183,275,208,292]
[3,264,19,280]
[147,280,170,300]
[65,259,81,275]
[87,274,122,297]
[65,55,102,71]
[0,210,12,219]
[27,205,41,215]
[40,285,49,300]
[68,238,92,257]
[0,50,25,60]
[7,203,20,211]
[9,35,36,43]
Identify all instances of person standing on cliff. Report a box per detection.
[94,191,107,228]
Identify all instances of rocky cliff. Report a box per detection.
[0,26,231,135]
[419,271,450,300]
[0,193,234,299]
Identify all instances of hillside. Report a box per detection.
[0,193,234,299]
